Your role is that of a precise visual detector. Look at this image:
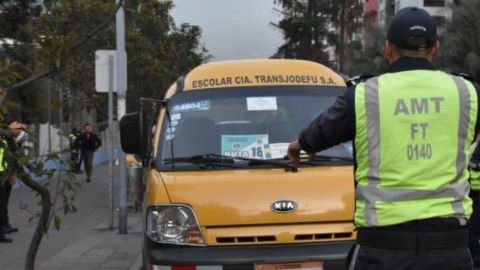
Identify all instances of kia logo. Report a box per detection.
[271,200,298,213]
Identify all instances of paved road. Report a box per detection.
[0,163,143,270]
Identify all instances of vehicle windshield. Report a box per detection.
[157,86,353,171]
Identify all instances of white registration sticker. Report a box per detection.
[247,97,278,111]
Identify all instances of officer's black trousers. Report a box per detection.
[0,182,12,227]
[469,190,480,258]
[347,218,473,270]
[75,150,82,172]
[346,244,473,270]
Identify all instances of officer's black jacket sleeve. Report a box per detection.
[74,134,82,148]
[298,86,355,153]
[468,82,480,170]
[472,144,480,170]
[474,82,480,136]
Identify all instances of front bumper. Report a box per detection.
[144,235,354,270]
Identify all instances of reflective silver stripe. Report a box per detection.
[451,75,471,184]
[450,75,472,216]
[356,181,469,202]
[454,217,468,226]
[364,77,380,226]
[348,245,361,270]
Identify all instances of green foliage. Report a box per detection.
[33,0,210,118]
[272,0,364,69]
[6,146,81,233]
[53,214,61,230]
[17,154,31,166]
[437,0,480,82]
[344,25,389,76]
[0,0,210,122]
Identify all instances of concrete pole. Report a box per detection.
[108,55,115,230]
[47,79,52,154]
[59,85,63,155]
[116,0,128,234]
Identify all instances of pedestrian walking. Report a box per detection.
[75,124,101,182]
[288,7,480,270]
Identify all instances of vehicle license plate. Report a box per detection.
[255,261,323,270]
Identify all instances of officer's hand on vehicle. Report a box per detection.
[288,141,302,167]
[288,141,317,167]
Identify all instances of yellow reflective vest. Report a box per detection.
[354,71,477,227]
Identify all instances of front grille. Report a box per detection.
[216,232,353,244]
[294,232,353,241]
[217,236,276,244]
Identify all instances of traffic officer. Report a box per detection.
[288,7,480,270]
[69,128,82,173]
[0,120,27,238]
[0,137,12,243]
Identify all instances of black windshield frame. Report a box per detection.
[155,85,348,172]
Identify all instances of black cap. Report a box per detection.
[387,7,437,51]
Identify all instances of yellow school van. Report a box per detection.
[120,59,355,270]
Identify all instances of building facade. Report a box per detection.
[379,0,452,25]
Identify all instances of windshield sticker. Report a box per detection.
[172,100,210,113]
[170,120,179,127]
[264,143,290,159]
[221,134,269,159]
[167,127,176,134]
[166,134,175,140]
[171,113,181,121]
[247,97,278,111]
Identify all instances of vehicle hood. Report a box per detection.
[156,166,355,227]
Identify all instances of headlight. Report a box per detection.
[146,205,205,246]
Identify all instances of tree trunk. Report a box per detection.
[18,174,51,270]
[0,129,52,270]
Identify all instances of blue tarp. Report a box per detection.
[13,150,119,189]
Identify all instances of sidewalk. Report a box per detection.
[0,163,143,270]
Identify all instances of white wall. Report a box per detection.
[38,123,68,155]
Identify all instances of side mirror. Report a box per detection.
[120,110,149,156]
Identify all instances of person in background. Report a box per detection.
[74,124,101,182]
[69,128,82,174]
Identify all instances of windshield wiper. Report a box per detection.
[206,154,298,172]
[164,154,299,172]
[163,155,240,169]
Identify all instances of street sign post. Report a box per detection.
[95,50,116,230]
[116,0,128,235]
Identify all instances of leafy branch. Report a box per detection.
[0,0,125,109]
